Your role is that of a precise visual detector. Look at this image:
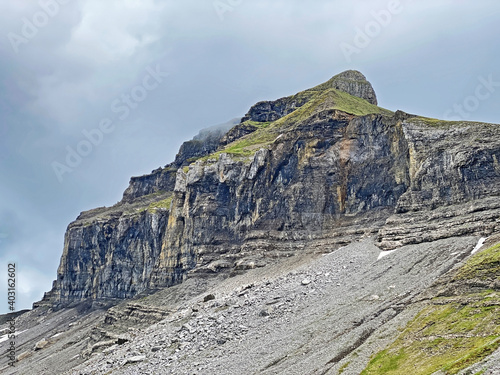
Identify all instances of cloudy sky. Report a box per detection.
[0,0,499,314]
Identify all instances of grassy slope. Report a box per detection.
[454,243,500,281]
[147,194,173,212]
[200,89,393,162]
[408,116,497,129]
[361,240,500,375]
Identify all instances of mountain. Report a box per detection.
[1,70,500,375]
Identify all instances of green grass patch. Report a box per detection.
[200,88,392,164]
[193,121,273,163]
[147,195,173,212]
[362,240,500,375]
[329,89,393,116]
[410,117,464,128]
[361,293,500,375]
[199,128,278,162]
[243,120,272,129]
[186,157,200,164]
[408,116,496,128]
[272,89,392,130]
[338,361,351,374]
[454,243,500,281]
[443,337,500,374]
[223,129,276,156]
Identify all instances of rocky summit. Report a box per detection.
[1,70,500,375]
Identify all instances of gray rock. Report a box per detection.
[124,355,146,365]
[122,119,238,202]
[259,307,274,317]
[328,70,378,105]
[203,294,216,303]
[33,338,49,351]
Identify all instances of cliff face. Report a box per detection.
[148,110,411,287]
[53,210,168,303]
[121,119,238,203]
[41,70,500,308]
[379,118,500,249]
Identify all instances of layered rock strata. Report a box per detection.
[40,71,500,308]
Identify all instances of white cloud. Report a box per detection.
[64,0,164,66]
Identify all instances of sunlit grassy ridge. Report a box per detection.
[198,88,393,162]
[410,117,462,127]
[455,242,500,281]
[361,241,500,375]
[147,195,173,212]
[408,116,498,129]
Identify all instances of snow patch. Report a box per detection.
[0,329,27,344]
[471,237,487,255]
[377,249,398,260]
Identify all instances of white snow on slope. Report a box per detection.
[377,249,398,260]
[471,237,487,255]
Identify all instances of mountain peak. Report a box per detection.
[319,69,378,105]
[240,70,380,124]
[334,69,367,80]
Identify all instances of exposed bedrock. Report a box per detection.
[41,71,500,308]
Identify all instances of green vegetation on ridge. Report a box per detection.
[272,89,392,129]
[411,117,464,128]
[454,242,500,281]
[199,88,393,162]
[147,195,173,212]
[361,294,500,375]
[409,116,498,129]
[198,120,277,161]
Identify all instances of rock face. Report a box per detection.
[52,210,169,304]
[327,69,378,105]
[378,118,500,249]
[39,71,500,309]
[122,119,238,202]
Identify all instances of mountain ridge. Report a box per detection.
[37,70,500,309]
[3,70,499,374]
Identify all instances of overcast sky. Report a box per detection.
[0,0,499,314]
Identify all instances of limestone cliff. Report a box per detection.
[39,70,500,309]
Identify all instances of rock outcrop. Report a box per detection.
[378,118,500,249]
[38,71,500,310]
[122,119,238,202]
[326,69,378,105]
